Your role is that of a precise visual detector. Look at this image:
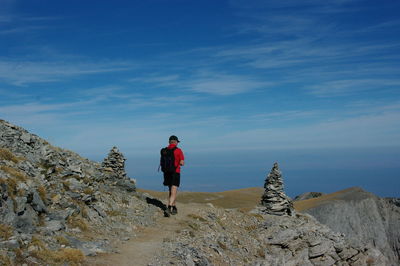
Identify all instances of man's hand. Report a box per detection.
[180,160,184,166]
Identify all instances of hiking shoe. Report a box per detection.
[171,206,178,215]
[164,206,172,217]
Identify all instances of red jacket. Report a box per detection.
[167,143,184,173]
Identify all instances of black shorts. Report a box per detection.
[163,172,180,187]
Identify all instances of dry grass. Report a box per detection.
[293,187,358,211]
[67,215,89,231]
[0,165,27,182]
[138,187,264,211]
[244,224,259,231]
[31,247,84,265]
[83,187,93,195]
[0,177,17,198]
[257,248,265,258]
[30,235,47,250]
[0,166,29,199]
[37,185,47,202]
[0,224,13,240]
[217,240,227,250]
[0,254,12,266]
[187,213,207,222]
[62,180,71,191]
[0,148,19,163]
[106,210,124,217]
[55,235,70,246]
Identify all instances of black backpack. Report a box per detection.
[160,147,176,173]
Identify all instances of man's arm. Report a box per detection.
[179,149,185,166]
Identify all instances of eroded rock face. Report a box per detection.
[301,187,400,265]
[260,162,294,216]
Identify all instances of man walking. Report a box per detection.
[160,135,184,216]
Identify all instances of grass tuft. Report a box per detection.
[31,247,85,265]
[0,166,27,182]
[0,254,12,266]
[0,224,13,240]
[0,148,19,163]
[37,185,47,202]
[55,235,70,246]
[83,187,93,195]
[67,215,89,231]
[187,213,207,222]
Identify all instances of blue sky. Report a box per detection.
[1,0,399,197]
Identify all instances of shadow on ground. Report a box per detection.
[146,197,171,217]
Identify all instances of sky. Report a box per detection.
[0,0,399,197]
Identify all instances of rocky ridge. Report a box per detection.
[0,119,391,265]
[300,187,400,265]
[294,192,325,201]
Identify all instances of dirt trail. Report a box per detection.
[85,202,201,266]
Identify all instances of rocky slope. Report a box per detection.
[298,187,400,265]
[0,119,157,265]
[0,119,391,265]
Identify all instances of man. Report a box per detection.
[160,135,184,216]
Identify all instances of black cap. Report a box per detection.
[169,135,180,142]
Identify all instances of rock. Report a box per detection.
[20,133,31,144]
[300,187,400,265]
[28,190,47,213]
[45,220,65,232]
[294,192,325,201]
[0,239,20,249]
[14,205,38,234]
[116,179,136,192]
[260,163,294,216]
[14,196,27,215]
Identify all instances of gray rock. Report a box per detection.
[116,179,136,192]
[14,196,27,215]
[45,220,65,232]
[14,205,38,233]
[20,133,31,144]
[302,187,400,265]
[0,239,20,249]
[29,190,47,213]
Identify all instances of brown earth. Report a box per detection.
[84,202,210,266]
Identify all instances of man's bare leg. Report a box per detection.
[168,185,178,206]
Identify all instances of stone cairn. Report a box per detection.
[261,162,294,216]
[102,146,127,179]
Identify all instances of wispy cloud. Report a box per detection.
[0,60,134,85]
[308,79,400,97]
[186,74,269,95]
[130,72,270,96]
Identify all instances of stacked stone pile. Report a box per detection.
[102,146,136,192]
[102,146,126,179]
[261,162,294,216]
